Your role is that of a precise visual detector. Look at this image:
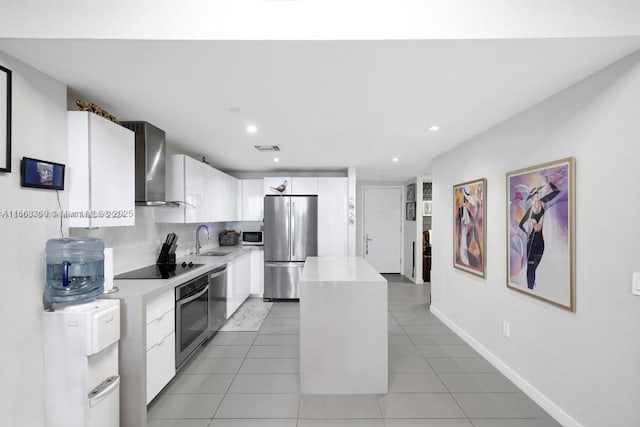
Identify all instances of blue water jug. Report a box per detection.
[45,237,105,305]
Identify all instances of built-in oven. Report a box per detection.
[242,231,264,246]
[175,272,210,369]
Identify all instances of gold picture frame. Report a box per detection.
[453,178,486,277]
[506,157,575,312]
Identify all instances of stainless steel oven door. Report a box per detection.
[175,274,210,369]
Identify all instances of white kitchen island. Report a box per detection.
[300,256,388,394]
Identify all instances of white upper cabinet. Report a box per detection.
[241,179,264,221]
[158,155,238,223]
[68,111,135,228]
[317,177,348,257]
[156,155,205,223]
[264,177,291,195]
[291,177,319,195]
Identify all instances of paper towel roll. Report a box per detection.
[103,248,115,293]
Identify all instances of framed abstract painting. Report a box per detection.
[506,157,575,312]
[453,178,486,277]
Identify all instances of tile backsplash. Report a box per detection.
[70,207,262,274]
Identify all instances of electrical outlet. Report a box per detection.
[502,320,511,339]
[633,273,640,296]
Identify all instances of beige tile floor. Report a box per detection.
[147,276,560,427]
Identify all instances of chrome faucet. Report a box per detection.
[195,224,210,255]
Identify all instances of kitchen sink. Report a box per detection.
[200,251,231,257]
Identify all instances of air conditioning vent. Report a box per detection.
[254,145,281,152]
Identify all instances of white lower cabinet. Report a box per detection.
[226,253,252,318]
[250,248,264,296]
[145,289,175,404]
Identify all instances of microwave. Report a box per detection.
[242,231,263,246]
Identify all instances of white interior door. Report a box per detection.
[363,187,402,273]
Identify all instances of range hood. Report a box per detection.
[121,121,178,206]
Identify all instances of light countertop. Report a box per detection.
[301,256,387,283]
[109,245,260,301]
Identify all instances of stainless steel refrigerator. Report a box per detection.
[264,195,318,299]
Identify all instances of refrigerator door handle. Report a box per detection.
[292,202,296,257]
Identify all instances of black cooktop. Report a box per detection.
[114,263,205,280]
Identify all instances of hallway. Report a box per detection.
[147,278,560,426]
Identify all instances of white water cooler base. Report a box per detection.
[43,299,121,427]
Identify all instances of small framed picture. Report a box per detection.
[406,202,416,221]
[423,201,432,215]
[406,184,416,202]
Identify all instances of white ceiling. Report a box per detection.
[0,37,639,181]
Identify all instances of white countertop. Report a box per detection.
[109,245,260,301]
[301,256,387,283]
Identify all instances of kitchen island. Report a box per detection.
[300,256,388,394]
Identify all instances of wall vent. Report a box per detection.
[254,145,281,152]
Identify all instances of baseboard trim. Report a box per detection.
[430,305,582,427]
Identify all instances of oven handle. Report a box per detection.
[176,285,209,307]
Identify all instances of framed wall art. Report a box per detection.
[406,183,416,202]
[453,178,486,277]
[0,64,11,173]
[406,202,416,221]
[506,157,575,312]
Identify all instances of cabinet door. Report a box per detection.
[224,174,240,222]
[184,156,205,223]
[242,179,264,221]
[146,331,175,404]
[68,112,136,228]
[291,177,319,195]
[318,178,348,257]
[226,262,237,318]
[250,248,265,296]
[264,177,291,195]
[235,253,251,305]
[155,155,186,223]
[89,114,135,227]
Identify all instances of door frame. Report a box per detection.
[360,185,404,273]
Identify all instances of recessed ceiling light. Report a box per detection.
[246,124,258,134]
[273,157,280,163]
[392,157,399,162]
[229,107,241,113]
[429,125,440,132]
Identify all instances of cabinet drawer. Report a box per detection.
[146,308,175,351]
[146,331,175,404]
[146,290,174,324]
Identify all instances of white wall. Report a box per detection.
[0,51,68,427]
[431,50,640,426]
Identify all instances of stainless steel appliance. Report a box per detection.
[175,272,210,369]
[208,265,227,333]
[242,231,264,246]
[264,195,318,299]
[120,121,170,206]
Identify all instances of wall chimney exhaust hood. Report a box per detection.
[121,121,180,207]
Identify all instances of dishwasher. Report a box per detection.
[208,264,228,334]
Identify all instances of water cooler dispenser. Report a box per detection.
[43,299,121,427]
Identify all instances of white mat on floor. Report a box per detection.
[219,299,274,332]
